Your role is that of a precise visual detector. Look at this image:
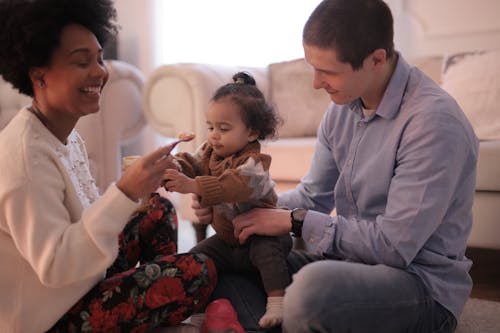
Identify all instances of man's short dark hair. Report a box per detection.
[303,0,394,70]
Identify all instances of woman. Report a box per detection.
[0,1,216,332]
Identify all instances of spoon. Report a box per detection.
[170,132,196,149]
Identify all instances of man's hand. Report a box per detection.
[191,194,212,224]
[233,208,292,244]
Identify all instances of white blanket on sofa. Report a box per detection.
[441,49,500,141]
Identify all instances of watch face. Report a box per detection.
[293,208,307,221]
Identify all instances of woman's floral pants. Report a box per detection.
[47,194,217,333]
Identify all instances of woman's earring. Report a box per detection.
[39,80,45,88]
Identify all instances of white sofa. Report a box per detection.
[0,60,147,193]
[143,51,500,250]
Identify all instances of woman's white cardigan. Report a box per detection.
[0,109,139,333]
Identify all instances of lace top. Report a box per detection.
[55,131,99,208]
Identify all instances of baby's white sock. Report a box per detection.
[154,323,200,333]
[258,296,284,328]
[189,313,206,328]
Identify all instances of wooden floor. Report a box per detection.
[466,247,500,302]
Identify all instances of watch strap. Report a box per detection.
[290,208,307,238]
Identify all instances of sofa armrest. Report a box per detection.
[143,63,269,152]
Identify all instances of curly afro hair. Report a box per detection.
[212,72,283,141]
[0,0,118,96]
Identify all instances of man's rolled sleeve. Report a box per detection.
[302,210,335,254]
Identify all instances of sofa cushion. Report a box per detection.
[268,58,330,138]
[441,49,500,141]
[407,55,443,84]
[261,137,316,182]
[476,140,500,191]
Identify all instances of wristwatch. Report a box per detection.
[290,208,307,238]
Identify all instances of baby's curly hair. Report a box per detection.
[212,72,282,141]
[0,0,118,96]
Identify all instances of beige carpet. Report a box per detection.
[456,298,500,333]
[153,299,500,333]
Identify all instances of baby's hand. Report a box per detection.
[163,169,200,194]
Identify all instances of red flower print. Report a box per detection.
[126,239,140,261]
[145,277,186,309]
[160,255,177,264]
[147,208,164,220]
[157,241,177,256]
[166,305,189,325]
[136,294,145,309]
[68,323,77,332]
[101,311,119,332]
[87,299,107,331]
[112,301,137,321]
[130,324,149,333]
[200,286,214,307]
[176,255,202,280]
[89,298,104,314]
[136,310,148,322]
[100,275,123,292]
[86,303,123,332]
[196,258,217,303]
[179,295,194,306]
[139,216,155,237]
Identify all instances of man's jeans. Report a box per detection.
[211,250,457,333]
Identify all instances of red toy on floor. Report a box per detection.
[202,299,245,333]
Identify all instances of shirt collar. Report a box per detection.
[348,52,411,120]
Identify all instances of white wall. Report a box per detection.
[114,0,155,76]
[113,0,163,156]
[115,0,500,76]
[389,0,500,58]
[151,1,321,68]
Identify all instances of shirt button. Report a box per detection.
[358,122,365,128]
[347,159,353,167]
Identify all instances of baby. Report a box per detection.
[164,72,291,329]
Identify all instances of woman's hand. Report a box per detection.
[116,145,175,201]
[233,208,292,244]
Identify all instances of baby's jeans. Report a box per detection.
[191,234,292,293]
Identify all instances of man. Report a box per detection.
[193,0,478,332]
